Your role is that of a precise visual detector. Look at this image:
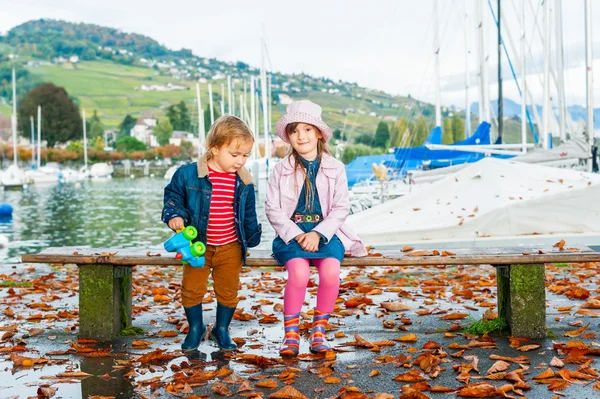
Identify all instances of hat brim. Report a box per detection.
[275,112,333,143]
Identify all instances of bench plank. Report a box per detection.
[21,245,600,267]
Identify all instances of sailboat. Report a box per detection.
[2,68,25,190]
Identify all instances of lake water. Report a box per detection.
[0,177,275,266]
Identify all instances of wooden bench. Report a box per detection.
[21,245,600,341]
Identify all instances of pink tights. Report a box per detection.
[283,258,341,315]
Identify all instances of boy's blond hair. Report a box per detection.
[205,116,254,160]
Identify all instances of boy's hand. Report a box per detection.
[168,217,185,231]
[296,232,320,252]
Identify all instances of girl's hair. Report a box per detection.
[285,122,331,212]
[205,116,254,160]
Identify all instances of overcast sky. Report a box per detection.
[1,0,599,108]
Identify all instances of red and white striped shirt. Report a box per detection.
[206,166,238,246]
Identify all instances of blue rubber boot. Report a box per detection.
[181,304,206,351]
[210,303,238,351]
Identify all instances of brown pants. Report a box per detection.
[181,241,243,308]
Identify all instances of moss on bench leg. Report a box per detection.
[119,272,143,336]
[79,265,134,341]
[496,264,546,339]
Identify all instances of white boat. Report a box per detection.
[348,158,600,247]
[24,168,60,185]
[2,164,26,189]
[89,163,113,179]
[61,166,89,182]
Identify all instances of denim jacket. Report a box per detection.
[162,159,262,264]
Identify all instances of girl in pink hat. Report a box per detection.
[266,100,367,357]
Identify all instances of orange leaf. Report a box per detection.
[395,334,418,342]
[255,379,278,389]
[516,344,540,352]
[533,368,555,379]
[268,385,309,399]
[157,330,178,337]
[455,383,497,397]
[441,312,468,320]
[564,323,590,337]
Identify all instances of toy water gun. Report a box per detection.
[164,226,206,268]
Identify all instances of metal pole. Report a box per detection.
[37,106,41,169]
[82,109,88,170]
[30,115,35,167]
[521,0,527,153]
[196,83,205,155]
[11,68,18,167]
[434,0,442,127]
[542,0,551,149]
[555,0,566,142]
[227,75,232,115]
[497,0,503,143]
[585,0,594,171]
[464,0,472,137]
[208,83,215,125]
[220,83,226,116]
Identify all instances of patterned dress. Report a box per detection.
[272,157,345,265]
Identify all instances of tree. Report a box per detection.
[115,136,147,152]
[154,119,174,146]
[442,118,454,144]
[354,133,374,146]
[166,101,191,131]
[374,121,390,148]
[409,116,429,147]
[92,136,105,151]
[452,114,466,143]
[17,83,82,147]
[166,105,178,128]
[177,101,191,131]
[391,117,409,148]
[118,114,136,137]
[332,129,342,141]
[90,120,104,140]
[90,109,101,124]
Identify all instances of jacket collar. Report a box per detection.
[197,155,253,185]
[280,152,337,173]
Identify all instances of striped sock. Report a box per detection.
[280,313,300,357]
[310,309,331,353]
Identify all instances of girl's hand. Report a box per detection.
[168,217,185,231]
[296,232,321,252]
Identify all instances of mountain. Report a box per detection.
[471,98,600,129]
[0,19,427,134]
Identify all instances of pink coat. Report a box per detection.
[265,153,367,257]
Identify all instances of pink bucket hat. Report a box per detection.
[275,100,333,143]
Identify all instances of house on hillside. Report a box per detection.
[130,112,158,147]
[169,131,199,149]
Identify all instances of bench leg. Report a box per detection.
[496,264,546,339]
[78,265,132,341]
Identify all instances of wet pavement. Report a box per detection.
[2,261,600,399]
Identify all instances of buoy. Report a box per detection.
[150,173,155,178]
[130,174,135,179]
[0,204,13,217]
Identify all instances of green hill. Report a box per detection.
[0,19,431,138]
[0,19,528,144]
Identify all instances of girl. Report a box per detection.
[163,116,261,352]
[266,100,367,357]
